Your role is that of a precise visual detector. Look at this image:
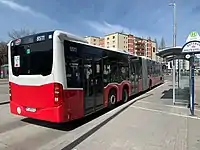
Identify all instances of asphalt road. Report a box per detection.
[0,80,9,105]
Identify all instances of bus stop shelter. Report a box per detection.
[157,31,200,115]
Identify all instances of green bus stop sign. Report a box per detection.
[189,31,198,38]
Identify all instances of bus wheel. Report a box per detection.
[122,88,128,103]
[108,89,117,109]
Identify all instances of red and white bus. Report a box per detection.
[8,30,164,123]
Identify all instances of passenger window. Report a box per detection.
[65,56,82,88]
[64,40,82,88]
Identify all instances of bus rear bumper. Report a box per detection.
[10,101,68,123]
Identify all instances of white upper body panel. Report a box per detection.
[8,30,160,87]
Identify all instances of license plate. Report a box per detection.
[26,107,36,112]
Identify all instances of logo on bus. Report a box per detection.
[15,39,21,45]
[69,46,77,53]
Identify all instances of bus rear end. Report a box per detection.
[8,31,65,123]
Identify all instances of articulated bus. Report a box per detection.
[8,30,164,123]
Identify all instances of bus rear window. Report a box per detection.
[11,40,53,76]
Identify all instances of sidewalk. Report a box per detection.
[71,81,200,150]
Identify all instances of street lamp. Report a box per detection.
[169,1,177,104]
[169,2,176,47]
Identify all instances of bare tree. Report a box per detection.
[0,42,8,65]
[154,38,158,51]
[8,28,36,40]
[159,37,166,50]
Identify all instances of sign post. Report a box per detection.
[191,55,195,115]
[182,31,200,115]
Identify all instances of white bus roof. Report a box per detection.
[55,30,88,44]
[55,30,137,56]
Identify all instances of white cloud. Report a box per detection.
[0,0,51,20]
[85,20,154,39]
[86,20,131,34]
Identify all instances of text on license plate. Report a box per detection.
[26,107,36,112]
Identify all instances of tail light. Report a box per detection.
[54,83,64,105]
[9,82,12,101]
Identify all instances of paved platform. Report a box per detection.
[70,81,200,150]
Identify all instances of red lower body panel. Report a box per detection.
[151,76,162,86]
[10,101,65,123]
[63,89,84,121]
[10,76,163,123]
[9,82,84,123]
[138,79,143,92]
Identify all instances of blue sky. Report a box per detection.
[0,0,200,46]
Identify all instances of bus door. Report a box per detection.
[93,56,104,111]
[130,58,139,94]
[83,55,103,114]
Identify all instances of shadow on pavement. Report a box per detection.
[21,84,160,132]
[21,108,110,132]
[161,87,189,105]
[0,101,9,105]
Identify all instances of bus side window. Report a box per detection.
[65,56,82,88]
[64,40,82,88]
[130,60,135,82]
[135,60,142,79]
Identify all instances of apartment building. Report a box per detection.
[99,38,105,47]
[104,32,128,50]
[128,34,134,54]
[146,38,152,58]
[84,33,158,61]
[134,37,146,56]
[84,36,100,46]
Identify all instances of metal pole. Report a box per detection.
[174,2,176,47]
[191,55,195,115]
[174,1,180,88]
[169,2,176,104]
[172,60,176,104]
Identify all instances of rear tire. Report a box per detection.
[108,89,117,109]
[122,88,128,103]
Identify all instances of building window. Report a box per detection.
[107,37,109,40]
[94,39,96,42]
[113,36,115,39]
[153,47,155,52]
[113,45,115,48]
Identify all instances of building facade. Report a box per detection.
[84,36,100,46]
[99,38,105,47]
[134,37,146,56]
[104,32,128,50]
[151,41,157,61]
[128,34,134,54]
[84,32,160,61]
